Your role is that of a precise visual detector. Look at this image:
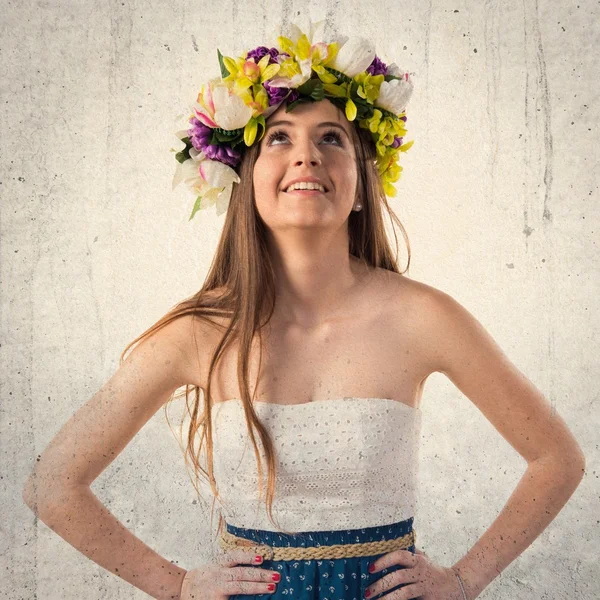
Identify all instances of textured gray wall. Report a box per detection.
[2,0,598,598]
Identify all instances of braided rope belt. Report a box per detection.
[219,527,416,562]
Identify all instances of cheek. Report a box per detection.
[253,158,279,192]
[338,162,358,193]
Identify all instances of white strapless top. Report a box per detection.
[206,397,421,532]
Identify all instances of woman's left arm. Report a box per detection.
[424,288,586,600]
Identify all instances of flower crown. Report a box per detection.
[171,19,415,220]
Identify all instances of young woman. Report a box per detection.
[23,23,585,600]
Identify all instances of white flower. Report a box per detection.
[193,77,253,131]
[385,62,403,77]
[271,18,335,47]
[172,145,240,217]
[329,37,376,78]
[203,183,234,216]
[289,18,327,45]
[169,131,188,154]
[292,17,348,47]
[376,74,414,115]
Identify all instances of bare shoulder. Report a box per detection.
[129,313,200,384]
[388,271,519,378]
[376,270,472,375]
[376,268,453,321]
[180,287,233,386]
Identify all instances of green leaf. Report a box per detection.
[213,127,241,137]
[377,105,399,120]
[322,83,347,98]
[309,85,325,101]
[189,196,203,221]
[175,149,189,164]
[213,128,243,143]
[295,78,325,101]
[325,67,351,83]
[229,137,247,150]
[175,136,193,164]
[217,49,230,79]
[296,78,320,95]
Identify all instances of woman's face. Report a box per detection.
[252,99,358,229]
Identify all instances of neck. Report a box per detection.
[266,234,370,328]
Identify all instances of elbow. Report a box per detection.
[530,442,586,484]
[22,479,37,514]
[566,450,586,498]
[22,473,45,516]
[564,438,586,482]
[546,444,586,487]
[572,446,586,482]
[22,471,80,518]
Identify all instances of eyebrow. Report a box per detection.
[265,120,349,137]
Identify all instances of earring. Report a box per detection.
[354,203,363,212]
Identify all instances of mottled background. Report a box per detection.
[2,0,598,598]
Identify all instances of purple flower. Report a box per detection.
[187,116,241,168]
[202,143,242,168]
[392,136,403,149]
[245,47,296,106]
[263,80,298,106]
[188,116,212,148]
[246,46,282,64]
[366,56,388,76]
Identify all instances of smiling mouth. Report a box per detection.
[284,189,328,195]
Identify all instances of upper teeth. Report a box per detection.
[286,181,326,192]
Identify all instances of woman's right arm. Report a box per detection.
[22,314,201,600]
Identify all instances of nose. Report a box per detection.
[292,136,322,167]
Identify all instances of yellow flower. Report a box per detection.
[345,98,357,121]
[353,72,384,105]
[238,84,271,120]
[322,82,349,98]
[273,34,339,85]
[222,53,280,98]
[380,154,402,197]
[244,118,258,146]
[360,109,382,134]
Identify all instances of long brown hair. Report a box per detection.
[120,104,412,539]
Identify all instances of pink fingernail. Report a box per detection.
[368,563,376,573]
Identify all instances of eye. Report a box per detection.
[265,128,344,147]
[321,130,344,146]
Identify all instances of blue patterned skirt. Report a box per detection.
[226,517,417,600]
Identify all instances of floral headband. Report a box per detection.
[171,19,415,220]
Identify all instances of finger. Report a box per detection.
[218,550,281,582]
[364,567,421,599]
[220,577,279,596]
[391,581,426,599]
[218,561,280,596]
[368,549,418,573]
[217,549,265,567]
